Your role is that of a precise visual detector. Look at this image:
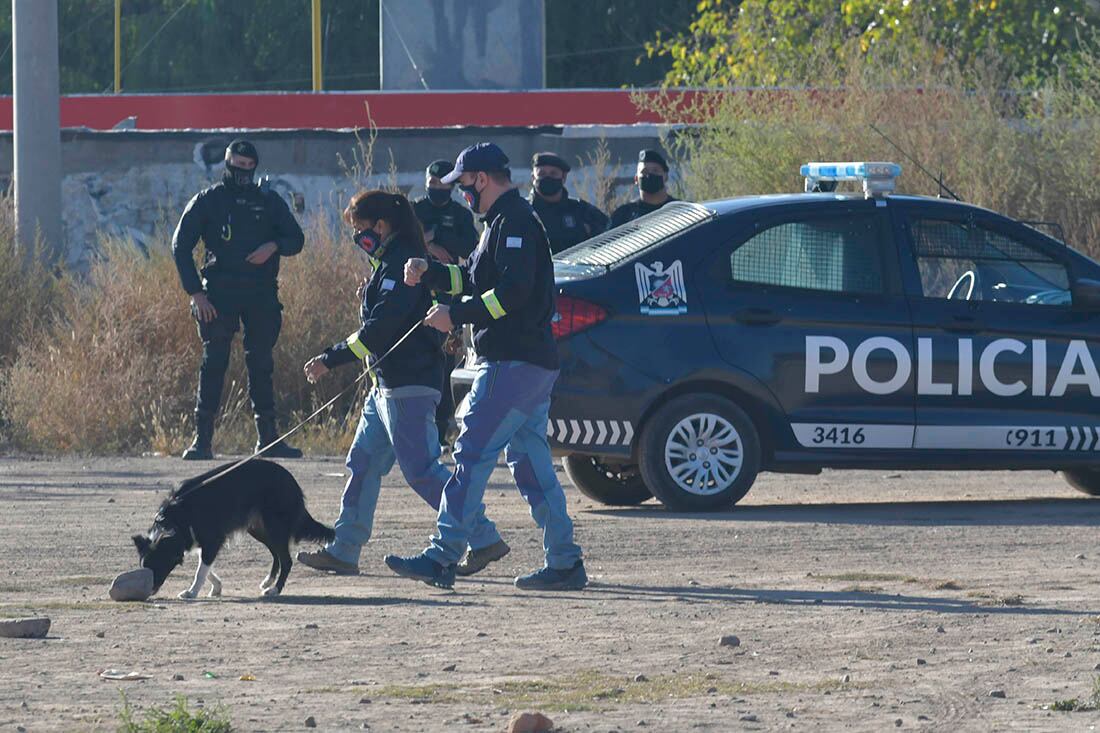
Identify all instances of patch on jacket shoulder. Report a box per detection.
[381,278,396,291]
[506,236,523,249]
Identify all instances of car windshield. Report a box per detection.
[554,201,715,268]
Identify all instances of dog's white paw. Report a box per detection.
[177,589,197,600]
[208,585,222,598]
[262,585,281,598]
[259,576,275,591]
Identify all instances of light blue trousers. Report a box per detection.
[326,387,502,564]
[426,361,583,570]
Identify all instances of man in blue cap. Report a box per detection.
[385,142,587,591]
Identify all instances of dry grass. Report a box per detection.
[1,217,368,455]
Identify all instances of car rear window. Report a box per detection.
[554,201,715,267]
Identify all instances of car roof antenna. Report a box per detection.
[870,124,962,202]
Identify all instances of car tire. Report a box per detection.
[1062,469,1100,497]
[639,394,761,511]
[561,455,653,506]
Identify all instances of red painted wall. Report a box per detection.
[0,90,702,131]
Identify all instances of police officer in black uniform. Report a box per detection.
[527,152,608,254]
[412,159,480,447]
[172,139,305,460]
[610,149,678,228]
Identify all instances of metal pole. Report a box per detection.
[311,0,322,91]
[114,0,121,93]
[12,0,63,260]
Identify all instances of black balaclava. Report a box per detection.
[224,139,259,187]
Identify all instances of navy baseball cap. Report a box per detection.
[441,143,509,184]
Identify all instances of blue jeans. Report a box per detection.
[426,361,583,570]
[326,387,502,564]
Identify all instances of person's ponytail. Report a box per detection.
[344,189,428,257]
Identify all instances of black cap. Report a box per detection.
[226,139,259,163]
[426,159,454,179]
[638,149,669,172]
[441,142,509,184]
[532,152,570,173]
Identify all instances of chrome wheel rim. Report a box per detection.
[663,413,743,496]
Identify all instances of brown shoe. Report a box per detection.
[455,539,511,577]
[296,548,359,575]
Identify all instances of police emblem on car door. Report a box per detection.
[635,260,687,315]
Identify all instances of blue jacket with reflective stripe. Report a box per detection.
[320,236,443,390]
[426,188,559,371]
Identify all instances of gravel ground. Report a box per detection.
[1,456,1099,731]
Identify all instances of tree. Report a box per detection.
[647,0,1099,87]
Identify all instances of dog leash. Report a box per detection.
[183,319,427,494]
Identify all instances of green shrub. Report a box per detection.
[118,693,233,733]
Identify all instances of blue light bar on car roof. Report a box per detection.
[801,161,902,198]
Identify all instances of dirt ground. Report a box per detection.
[2,456,1100,732]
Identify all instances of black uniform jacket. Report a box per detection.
[529,189,608,255]
[424,188,559,372]
[609,196,679,229]
[413,196,479,261]
[320,235,444,391]
[172,181,305,295]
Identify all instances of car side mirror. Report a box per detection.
[1072,278,1100,312]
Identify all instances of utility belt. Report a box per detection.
[202,270,278,294]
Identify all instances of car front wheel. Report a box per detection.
[562,455,653,506]
[638,394,761,511]
[1062,468,1100,497]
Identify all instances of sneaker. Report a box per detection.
[455,539,511,577]
[384,552,455,590]
[296,548,359,575]
[514,560,588,591]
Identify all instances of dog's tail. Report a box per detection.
[294,510,336,544]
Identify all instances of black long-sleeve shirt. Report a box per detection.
[529,189,608,255]
[172,182,304,295]
[424,188,559,371]
[320,235,443,390]
[412,196,479,261]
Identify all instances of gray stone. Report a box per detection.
[304,716,317,728]
[634,674,649,683]
[719,635,741,648]
[739,714,758,722]
[841,674,851,683]
[0,617,50,638]
[109,568,153,602]
[989,689,1006,699]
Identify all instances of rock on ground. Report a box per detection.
[0,618,50,639]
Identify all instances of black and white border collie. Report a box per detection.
[132,459,334,599]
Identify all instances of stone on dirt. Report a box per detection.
[304,716,317,728]
[634,674,649,683]
[109,568,153,602]
[719,635,741,648]
[507,711,553,733]
[989,689,1006,698]
[0,617,50,639]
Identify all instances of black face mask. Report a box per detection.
[535,177,564,198]
[459,179,483,214]
[224,162,256,188]
[427,187,452,206]
[639,172,665,194]
[353,228,384,258]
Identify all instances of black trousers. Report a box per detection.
[193,286,283,418]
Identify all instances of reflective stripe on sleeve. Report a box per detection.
[446,264,463,295]
[482,289,506,320]
[345,333,371,360]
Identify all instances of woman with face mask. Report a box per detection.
[297,190,508,577]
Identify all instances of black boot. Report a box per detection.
[182,411,215,461]
[254,412,302,459]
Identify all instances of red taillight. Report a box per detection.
[552,295,608,340]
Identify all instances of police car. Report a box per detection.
[526,161,1100,511]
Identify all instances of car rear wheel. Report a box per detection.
[1062,469,1100,497]
[639,394,761,511]
[562,455,653,506]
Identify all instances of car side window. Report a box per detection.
[729,214,886,294]
[909,218,1071,306]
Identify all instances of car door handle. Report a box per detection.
[734,307,782,326]
[938,315,983,333]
